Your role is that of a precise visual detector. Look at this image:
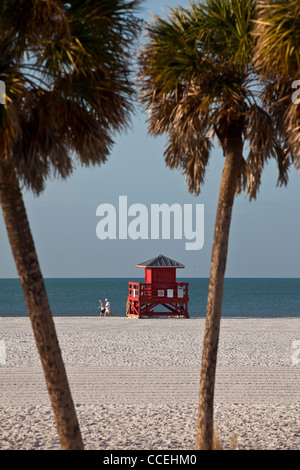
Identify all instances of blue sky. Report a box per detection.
[1,0,300,279]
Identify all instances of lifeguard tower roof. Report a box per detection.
[136,254,184,268]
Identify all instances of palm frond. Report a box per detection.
[138,0,295,197]
[242,103,290,199]
[253,0,300,77]
[253,1,300,161]
[0,0,141,194]
[165,128,212,195]
[138,0,256,195]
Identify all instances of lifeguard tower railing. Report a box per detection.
[127,281,189,317]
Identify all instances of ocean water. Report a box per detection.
[0,278,299,318]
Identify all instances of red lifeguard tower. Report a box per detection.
[126,254,189,318]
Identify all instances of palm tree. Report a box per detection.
[138,0,293,449]
[253,0,300,162]
[0,0,140,450]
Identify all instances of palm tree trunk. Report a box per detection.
[197,127,244,450]
[0,158,84,450]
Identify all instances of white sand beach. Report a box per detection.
[0,316,299,450]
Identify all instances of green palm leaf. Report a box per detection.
[138,0,290,198]
[0,0,141,193]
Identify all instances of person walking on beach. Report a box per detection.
[98,300,106,317]
[105,298,113,316]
